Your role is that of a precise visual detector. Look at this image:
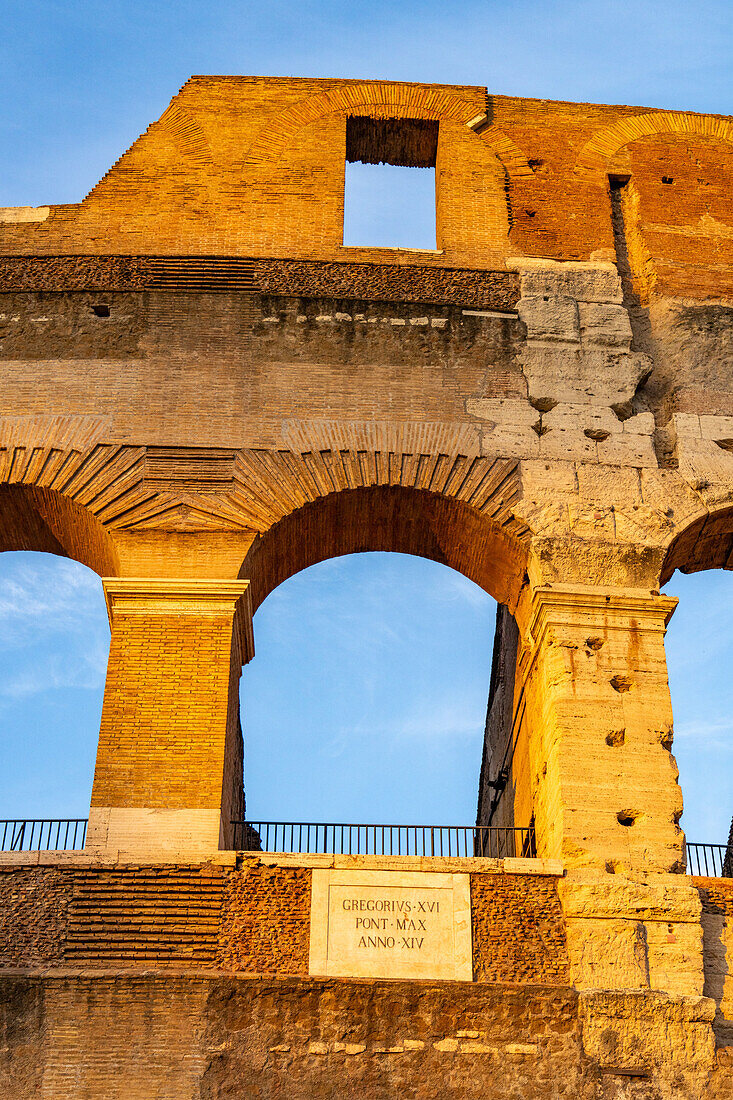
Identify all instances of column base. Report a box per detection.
[86,807,225,859]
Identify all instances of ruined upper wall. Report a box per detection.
[1,77,732,300]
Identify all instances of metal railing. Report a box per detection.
[686,842,733,878]
[231,821,536,858]
[0,819,87,852]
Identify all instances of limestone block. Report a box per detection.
[676,434,733,487]
[467,397,540,458]
[520,345,649,408]
[467,397,535,428]
[576,463,643,507]
[480,427,540,458]
[701,909,733,1044]
[559,878,702,923]
[699,414,733,441]
[673,412,702,439]
[564,916,649,989]
[538,428,597,462]
[623,411,655,436]
[578,302,633,349]
[580,349,651,406]
[517,345,586,405]
[507,257,624,304]
[578,989,716,1092]
[560,877,705,998]
[596,434,657,468]
[518,296,580,343]
[521,459,579,496]
[543,403,621,434]
[645,919,705,997]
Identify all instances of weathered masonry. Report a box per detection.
[1,77,733,1098]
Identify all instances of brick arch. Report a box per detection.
[660,501,733,584]
[240,485,529,615]
[575,111,733,175]
[243,82,533,180]
[0,484,119,577]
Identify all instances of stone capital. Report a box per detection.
[526,583,678,649]
[102,577,255,663]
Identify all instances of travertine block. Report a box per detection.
[578,990,716,1091]
[596,434,657,467]
[508,259,624,304]
[645,919,705,997]
[543,404,621,433]
[520,585,683,873]
[564,916,649,989]
[699,413,733,440]
[518,296,580,343]
[578,302,633,348]
[538,428,597,461]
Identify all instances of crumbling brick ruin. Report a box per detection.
[1,76,733,1098]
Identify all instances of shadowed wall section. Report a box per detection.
[0,485,118,578]
[240,485,529,615]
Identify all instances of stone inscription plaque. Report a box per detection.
[309,869,472,981]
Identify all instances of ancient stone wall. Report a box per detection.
[0,858,570,984]
[0,974,588,1100]
[1,76,733,1098]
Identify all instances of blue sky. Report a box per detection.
[1,0,732,842]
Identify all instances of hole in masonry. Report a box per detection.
[617,811,637,827]
[606,729,626,747]
[92,304,110,317]
[610,675,633,693]
[531,420,550,437]
[586,637,604,651]
[611,401,634,422]
[584,428,610,442]
[662,176,674,185]
[530,397,557,413]
[660,729,673,751]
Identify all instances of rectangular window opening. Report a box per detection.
[343,116,438,251]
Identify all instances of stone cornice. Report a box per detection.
[527,583,679,649]
[102,578,254,662]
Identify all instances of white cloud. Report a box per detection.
[673,720,733,751]
[0,556,107,649]
[324,699,485,758]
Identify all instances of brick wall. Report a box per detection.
[472,873,569,984]
[0,861,569,983]
[0,868,67,968]
[91,611,239,812]
[2,77,731,300]
[218,862,312,974]
[0,974,586,1100]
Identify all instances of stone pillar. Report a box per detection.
[518,583,683,872]
[87,579,253,857]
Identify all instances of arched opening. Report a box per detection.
[662,508,733,874]
[241,485,528,615]
[0,552,109,820]
[236,485,529,856]
[0,484,119,577]
[0,486,116,848]
[241,552,496,823]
